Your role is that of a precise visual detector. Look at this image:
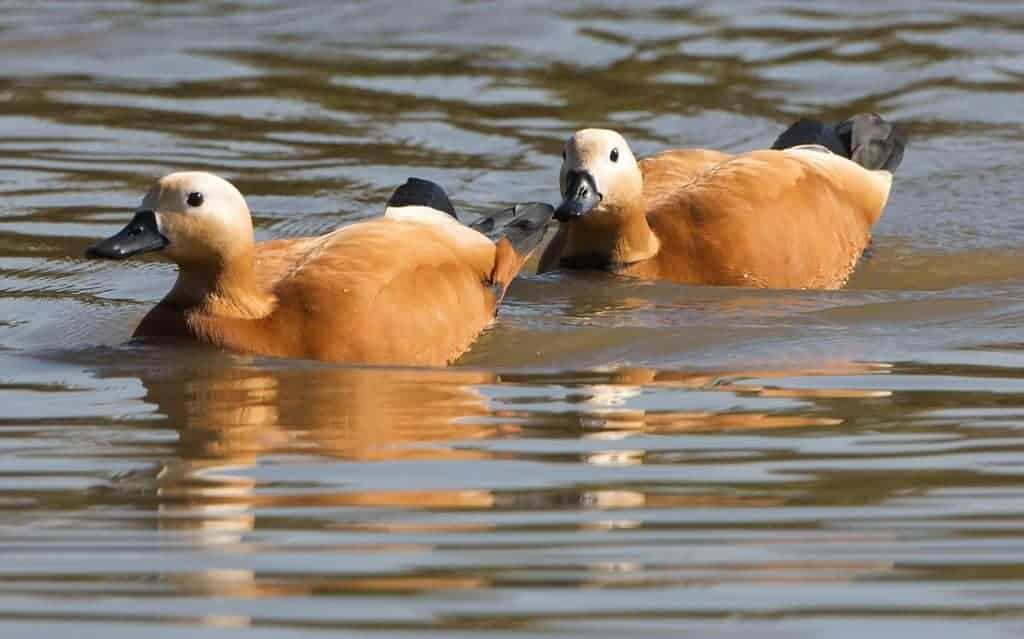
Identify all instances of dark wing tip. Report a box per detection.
[771,117,850,156]
[836,113,907,172]
[387,177,458,219]
[773,113,907,172]
[469,202,554,253]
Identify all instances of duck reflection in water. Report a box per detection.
[142,361,508,602]
[93,355,895,601]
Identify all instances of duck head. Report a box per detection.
[555,129,643,223]
[86,171,255,269]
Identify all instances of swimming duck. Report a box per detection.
[85,173,552,366]
[538,113,905,289]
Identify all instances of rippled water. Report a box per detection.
[3,1,1024,636]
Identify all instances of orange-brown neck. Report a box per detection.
[561,201,660,267]
[164,246,276,319]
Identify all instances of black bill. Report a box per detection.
[554,170,601,222]
[85,210,169,260]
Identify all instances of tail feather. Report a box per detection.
[835,113,906,172]
[772,112,906,172]
[471,203,553,255]
[475,203,554,296]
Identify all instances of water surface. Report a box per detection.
[2,1,1024,637]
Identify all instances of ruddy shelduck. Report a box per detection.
[539,113,906,289]
[86,173,553,366]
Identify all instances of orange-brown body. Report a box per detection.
[87,172,546,366]
[135,216,522,366]
[541,136,893,290]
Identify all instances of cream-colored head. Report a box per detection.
[556,129,643,223]
[86,171,255,269]
[143,172,254,267]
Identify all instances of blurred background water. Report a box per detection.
[2,1,1024,636]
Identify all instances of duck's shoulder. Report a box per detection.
[640,148,732,178]
[640,149,732,193]
[268,209,504,365]
[642,147,890,224]
[693,147,892,198]
[256,209,496,301]
[638,149,732,220]
[253,236,321,289]
[642,146,893,241]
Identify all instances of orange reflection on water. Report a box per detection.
[154,365,512,463]
[130,357,896,602]
[572,361,892,433]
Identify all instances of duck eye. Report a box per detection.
[186,192,204,207]
[610,148,620,163]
